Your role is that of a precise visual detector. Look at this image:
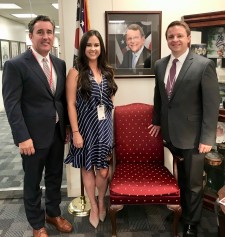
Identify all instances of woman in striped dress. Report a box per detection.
[64,30,118,228]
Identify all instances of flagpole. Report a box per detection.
[68,168,91,217]
[68,0,91,218]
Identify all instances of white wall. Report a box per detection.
[59,0,225,197]
[0,16,26,41]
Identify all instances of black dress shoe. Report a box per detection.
[183,224,197,237]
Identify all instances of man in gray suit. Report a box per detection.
[2,15,73,237]
[149,21,219,237]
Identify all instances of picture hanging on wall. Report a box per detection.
[19,42,26,54]
[0,40,10,69]
[105,11,162,78]
[0,45,1,70]
[10,41,19,58]
[206,26,225,81]
[207,26,225,59]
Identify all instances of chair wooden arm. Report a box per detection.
[108,147,116,183]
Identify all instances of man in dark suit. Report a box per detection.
[120,23,151,68]
[148,21,219,237]
[2,15,73,237]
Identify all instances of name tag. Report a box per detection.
[97,105,106,120]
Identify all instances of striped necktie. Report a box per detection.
[166,58,178,99]
[42,57,54,94]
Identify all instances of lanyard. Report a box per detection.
[97,77,103,104]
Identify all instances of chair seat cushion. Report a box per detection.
[110,163,180,205]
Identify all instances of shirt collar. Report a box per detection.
[171,48,189,64]
[133,46,144,57]
[31,46,50,63]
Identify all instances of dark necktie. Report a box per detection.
[42,58,54,94]
[166,58,178,99]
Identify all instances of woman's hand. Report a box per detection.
[73,132,84,148]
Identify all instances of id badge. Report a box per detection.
[97,105,106,120]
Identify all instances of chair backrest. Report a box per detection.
[114,103,164,165]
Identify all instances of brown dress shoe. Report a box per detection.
[33,227,48,237]
[46,215,73,233]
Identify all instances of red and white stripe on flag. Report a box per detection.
[74,0,90,56]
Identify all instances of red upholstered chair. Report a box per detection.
[109,103,181,237]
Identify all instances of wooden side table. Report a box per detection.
[216,186,225,237]
[204,152,224,211]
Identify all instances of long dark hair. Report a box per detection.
[75,30,118,100]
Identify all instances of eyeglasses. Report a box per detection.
[127,36,141,42]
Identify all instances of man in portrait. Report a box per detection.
[119,23,151,69]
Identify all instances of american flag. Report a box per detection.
[115,32,127,66]
[74,0,90,67]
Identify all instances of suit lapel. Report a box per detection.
[25,50,54,96]
[137,47,147,66]
[158,56,170,99]
[50,55,61,95]
[170,52,193,100]
[160,56,170,81]
[128,51,133,68]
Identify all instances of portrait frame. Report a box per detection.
[105,11,162,78]
[10,41,19,58]
[0,43,1,70]
[19,42,27,54]
[0,39,10,69]
[50,47,58,57]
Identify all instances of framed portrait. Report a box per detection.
[19,42,27,54]
[10,41,19,58]
[105,11,162,78]
[206,26,225,58]
[0,45,1,70]
[0,40,10,69]
[205,26,225,69]
[50,47,58,57]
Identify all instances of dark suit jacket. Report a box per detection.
[2,49,68,149]
[153,52,220,149]
[120,47,151,68]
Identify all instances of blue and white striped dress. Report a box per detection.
[64,73,114,171]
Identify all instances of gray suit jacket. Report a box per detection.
[152,51,220,149]
[2,49,68,149]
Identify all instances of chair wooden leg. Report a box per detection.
[109,204,124,237]
[167,204,182,237]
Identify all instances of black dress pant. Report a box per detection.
[21,123,64,229]
[166,143,205,225]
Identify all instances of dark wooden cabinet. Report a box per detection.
[183,11,225,69]
[182,11,225,28]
